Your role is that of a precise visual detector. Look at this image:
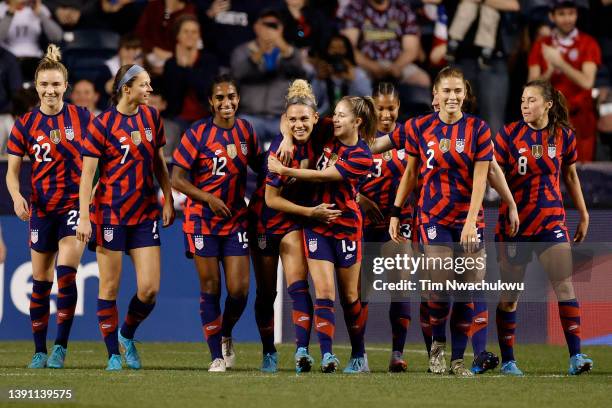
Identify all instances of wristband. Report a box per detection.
[390,205,402,218]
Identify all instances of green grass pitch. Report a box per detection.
[0,341,610,408]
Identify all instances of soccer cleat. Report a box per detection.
[320,352,340,373]
[343,356,369,374]
[294,347,314,373]
[118,332,141,370]
[222,336,235,369]
[569,354,593,375]
[106,354,123,371]
[28,352,48,369]
[47,345,67,369]
[449,359,474,377]
[429,341,447,374]
[388,351,407,372]
[208,358,226,372]
[471,350,499,374]
[501,360,524,376]
[260,352,278,373]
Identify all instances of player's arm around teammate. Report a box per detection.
[6,45,90,369]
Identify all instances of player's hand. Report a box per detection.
[573,213,589,243]
[542,44,563,68]
[460,222,480,253]
[267,155,286,175]
[358,194,384,224]
[508,204,520,238]
[13,195,30,221]
[206,0,231,19]
[309,203,341,224]
[207,195,232,218]
[277,118,294,166]
[76,218,92,243]
[162,200,175,227]
[389,216,406,243]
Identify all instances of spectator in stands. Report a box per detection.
[0,87,37,156]
[311,33,372,115]
[162,15,219,128]
[70,78,100,115]
[135,0,197,75]
[528,0,601,162]
[0,0,63,80]
[230,8,304,145]
[101,33,143,96]
[278,0,333,56]
[148,79,182,156]
[340,0,430,88]
[44,0,99,29]
[0,46,22,113]
[100,0,147,34]
[196,0,283,68]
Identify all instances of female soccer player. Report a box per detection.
[268,96,375,373]
[494,80,592,376]
[77,64,175,371]
[6,45,92,369]
[171,75,262,372]
[248,79,341,373]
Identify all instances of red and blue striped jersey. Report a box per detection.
[494,121,577,236]
[7,103,93,216]
[405,113,493,228]
[82,105,165,225]
[172,117,262,235]
[311,138,373,241]
[360,123,413,228]
[248,134,317,235]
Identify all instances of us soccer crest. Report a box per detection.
[194,235,204,250]
[507,243,517,258]
[226,144,237,159]
[427,225,437,240]
[104,227,114,242]
[382,151,392,161]
[65,127,74,141]
[308,238,318,253]
[329,153,338,166]
[531,144,543,159]
[131,131,142,145]
[455,139,465,153]
[439,138,450,153]
[258,234,267,250]
[240,142,248,155]
[145,128,153,142]
[30,229,39,244]
[49,129,61,144]
[397,149,405,160]
[548,144,556,159]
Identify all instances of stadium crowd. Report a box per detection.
[0,0,610,159]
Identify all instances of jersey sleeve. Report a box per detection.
[583,36,602,66]
[265,151,284,188]
[475,121,493,161]
[172,125,202,170]
[405,119,419,157]
[390,120,409,150]
[247,122,264,172]
[6,119,27,157]
[563,128,578,165]
[493,126,510,170]
[82,116,107,158]
[335,147,373,180]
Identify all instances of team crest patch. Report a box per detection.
[145,128,153,142]
[531,144,543,159]
[30,229,39,244]
[194,235,204,250]
[65,127,74,141]
[427,225,437,240]
[131,131,142,145]
[568,48,578,62]
[382,151,393,161]
[308,238,317,253]
[258,234,267,250]
[240,142,248,155]
[104,227,114,242]
[329,153,338,166]
[548,144,556,159]
[397,149,405,160]
[226,144,237,159]
[455,139,465,153]
[507,243,517,258]
[439,138,450,153]
[49,129,61,144]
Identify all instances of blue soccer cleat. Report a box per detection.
[28,352,48,369]
[320,353,340,373]
[569,354,593,375]
[260,352,278,373]
[105,354,123,371]
[294,347,314,373]
[471,350,499,374]
[47,345,67,369]
[501,360,524,376]
[343,356,369,374]
[118,332,141,369]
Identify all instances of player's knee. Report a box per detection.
[552,281,575,301]
[200,279,220,294]
[138,286,159,303]
[99,285,119,299]
[498,301,517,312]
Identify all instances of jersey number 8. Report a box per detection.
[518,156,527,175]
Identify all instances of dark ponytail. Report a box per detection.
[524,80,572,141]
[462,79,477,114]
[373,82,400,100]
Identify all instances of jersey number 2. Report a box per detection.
[33,143,52,162]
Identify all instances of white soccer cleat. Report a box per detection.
[208,358,226,372]
[429,341,447,374]
[222,337,235,369]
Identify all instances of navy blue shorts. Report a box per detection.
[89,220,161,252]
[419,222,485,251]
[496,228,570,265]
[248,231,285,257]
[184,229,249,258]
[29,209,80,252]
[303,228,361,268]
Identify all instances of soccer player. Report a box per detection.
[171,75,262,372]
[268,96,375,373]
[248,79,342,373]
[77,64,175,371]
[6,45,93,369]
[494,80,592,376]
